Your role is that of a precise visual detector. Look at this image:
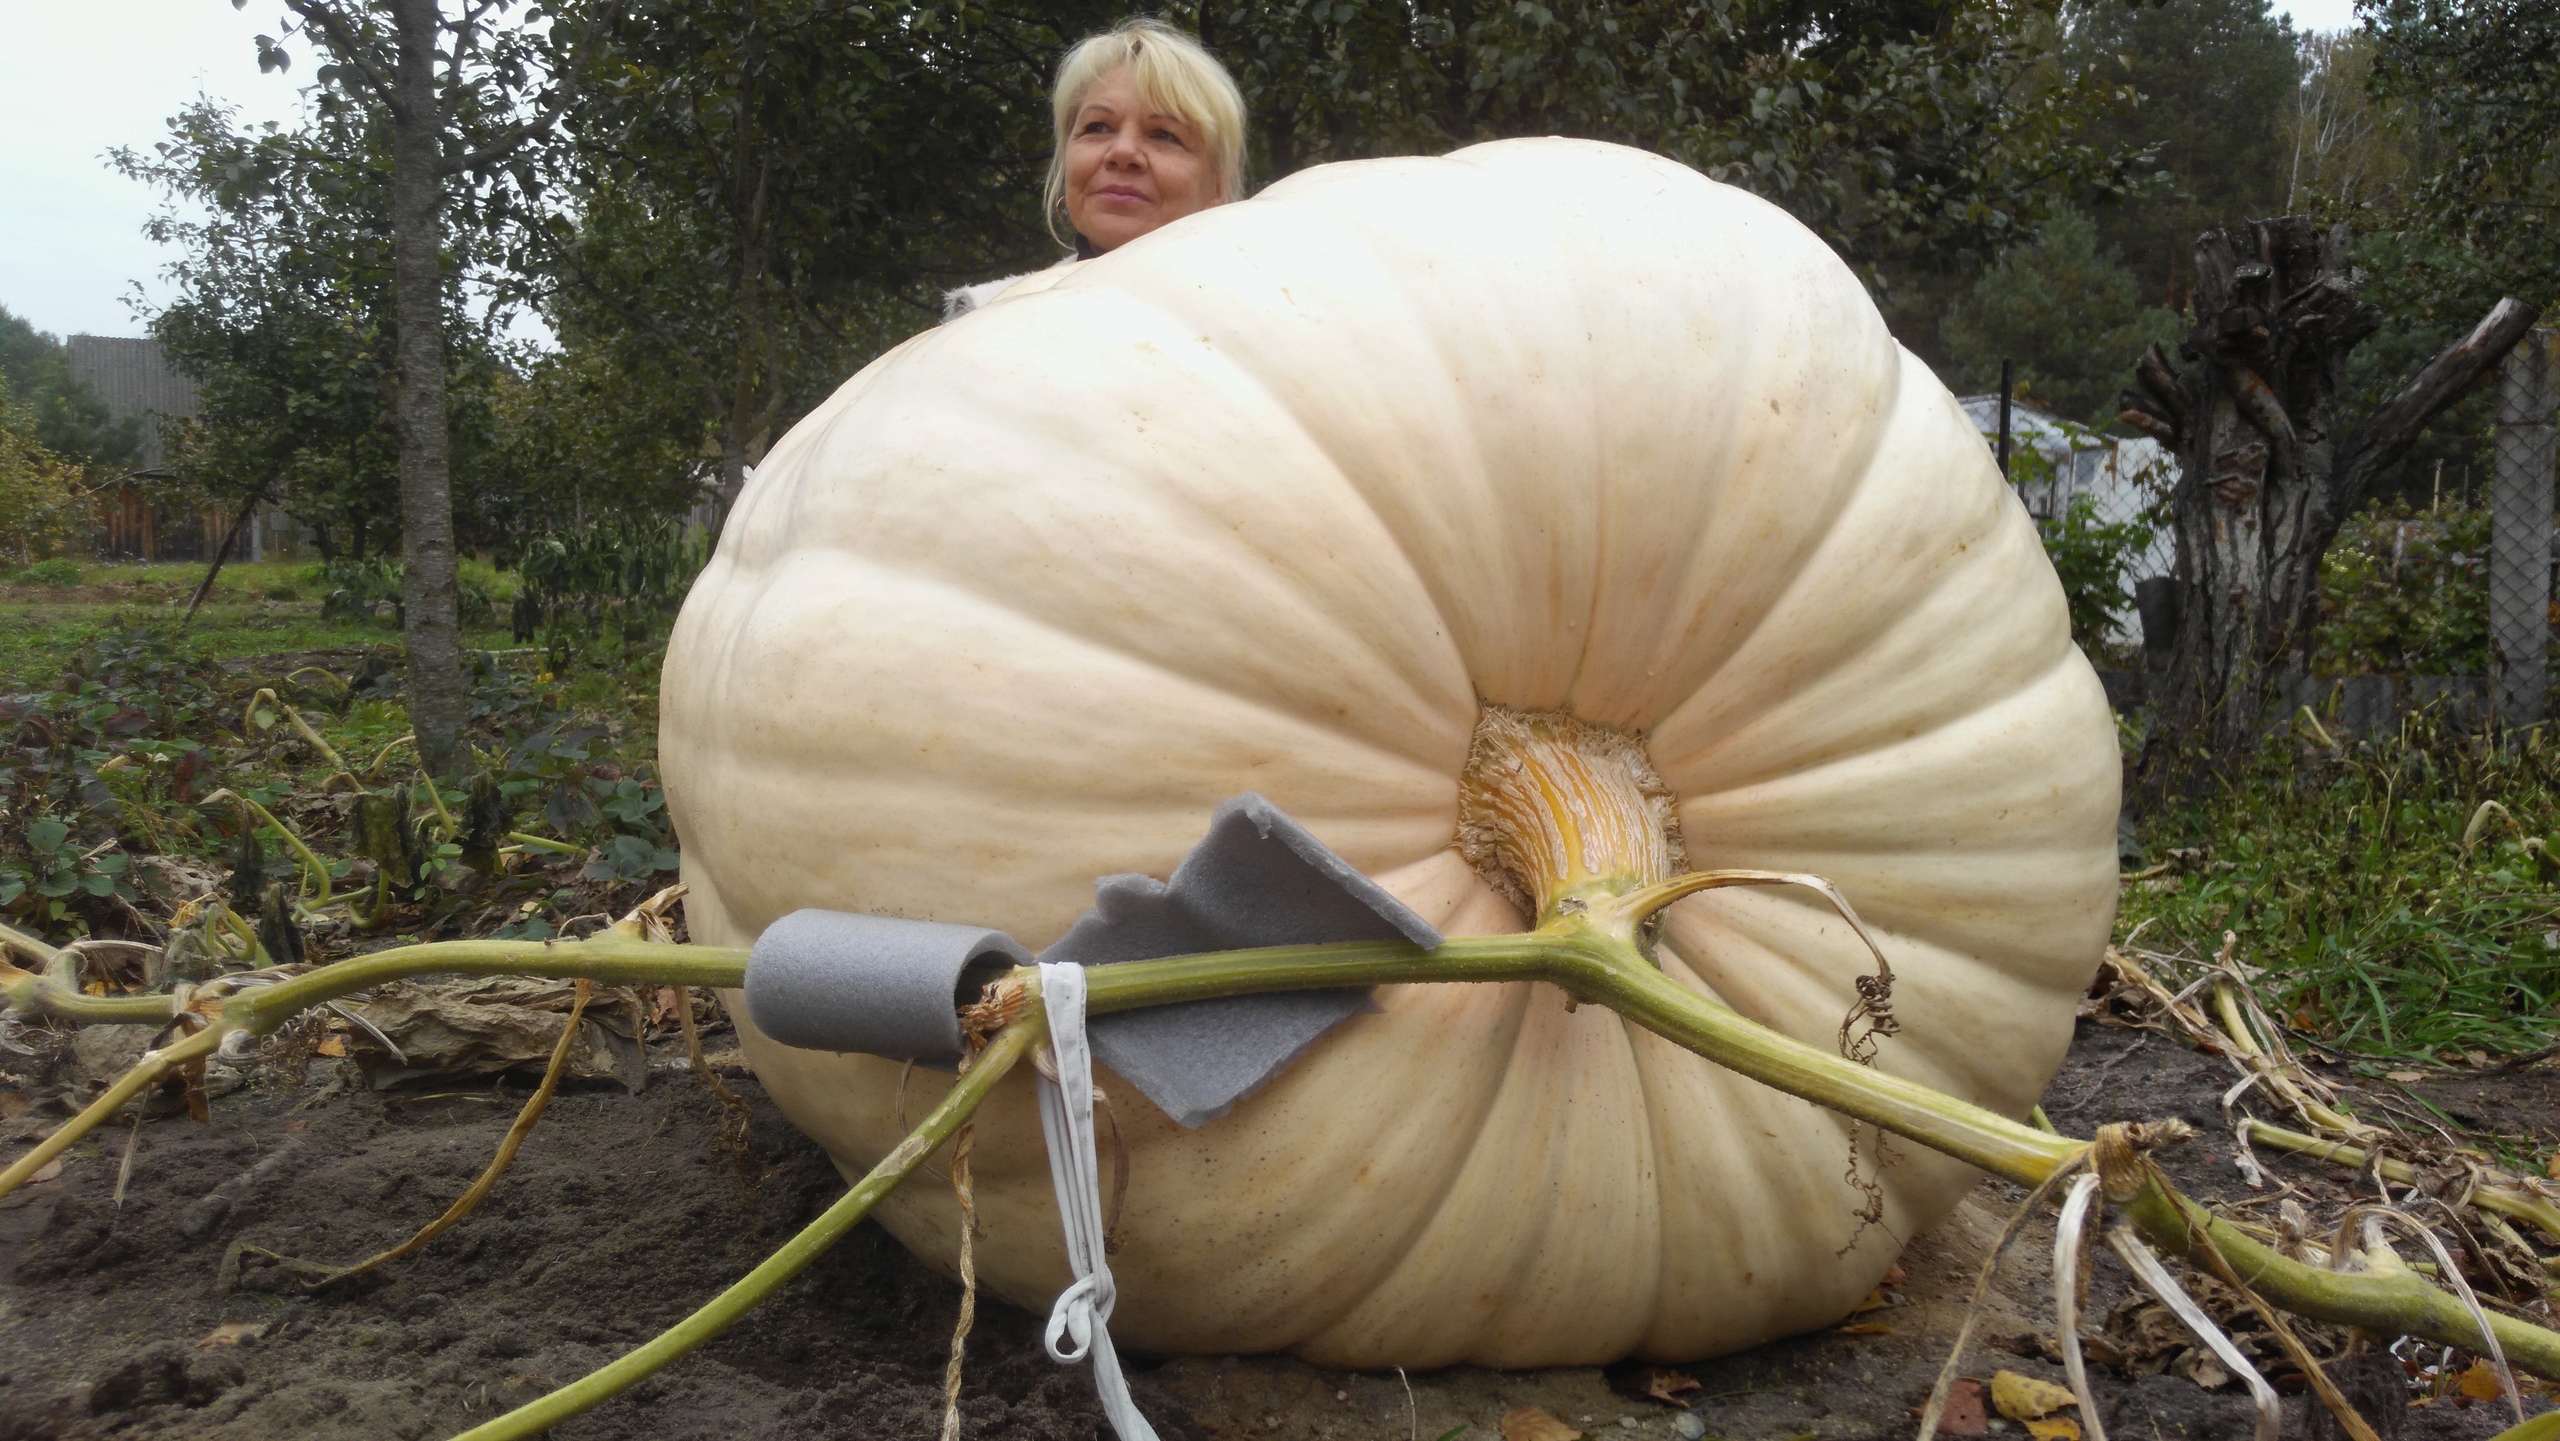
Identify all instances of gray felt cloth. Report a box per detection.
[745,910,1032,1066]
[738,794,1444,1127]
[1044,794,1443,1126]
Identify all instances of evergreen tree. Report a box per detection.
[2064,0,2303,310]
[1940,208,2184,425]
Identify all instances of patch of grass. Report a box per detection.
[2123,706,2560,1061]
[9,557,84,586]
[0,606,519,690]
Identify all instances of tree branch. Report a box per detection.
[282,0,393,104]
[2118,399,2179,447]
[437,4,611,177]
[2336,297,2543,513]
[2135,342,2190,431]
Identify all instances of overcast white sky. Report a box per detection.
[3,0,2369,344]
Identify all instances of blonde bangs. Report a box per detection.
[1043,19,1246,241]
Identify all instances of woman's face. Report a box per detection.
[1064,68,1222,254]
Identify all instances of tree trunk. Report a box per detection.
[388,0,468,774]
[711,91,773,533]
[2125,217,2538,793]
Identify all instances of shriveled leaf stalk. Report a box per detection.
[10,889,2560,1438]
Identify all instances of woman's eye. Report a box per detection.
[1151,128,1187,147]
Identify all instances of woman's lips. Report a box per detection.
[1093,186,1149,205]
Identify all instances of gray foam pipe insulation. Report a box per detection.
[744,794,1446,1128]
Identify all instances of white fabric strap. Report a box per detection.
[1035,962,1161,1441]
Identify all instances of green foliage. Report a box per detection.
[2369,0,2560,315]
[2034,492,2156,657]
[545,0,1100,508]
[1941,208,2186,424]
[0,304,142,472]
[116,100,409,551]
[0,817,135,924]
[1208,0,2163,284]
[513,516,709,670]
[0,633,220,929]
[317,558,498,630]
[2124,713,2560,1059]
[0,612,674,946]
[9,559,84,587]
[0,378,91,568]
[2063,0,2304,308]
[470,348,708,556]
[2313,500,2491,677]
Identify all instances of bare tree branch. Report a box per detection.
[2335,297,2543,513]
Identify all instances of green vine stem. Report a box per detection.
[0,1022,222,1195]
[2239,1118,2560,1241]
[2104,1142,2560,1378]
[12,915,2560,1431]
[2491,1410,2560,1441]
[240,688,354,778]
[445,1015,1041,1441]
[197,787,336,903]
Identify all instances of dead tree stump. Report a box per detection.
[2120,216,2537,790]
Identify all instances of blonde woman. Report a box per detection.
[943,18,1247,320]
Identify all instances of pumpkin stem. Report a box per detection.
[1457,705,1685,927]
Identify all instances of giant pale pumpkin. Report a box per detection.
[660,137,2119,1368]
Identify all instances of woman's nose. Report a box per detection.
[1104,124,1143,166]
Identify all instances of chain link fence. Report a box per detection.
[2492,330,2559,726]
[1961,396,2174,646]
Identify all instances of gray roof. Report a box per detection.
[66,335,199,474]
[1956,394,2111,464]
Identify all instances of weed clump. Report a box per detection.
[2124,705,2560,1061]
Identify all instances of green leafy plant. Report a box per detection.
[2004,429,2162,662]
[0,816,136,922]
[2124,706,2560,1060]
[512,516,708,670]
[319,557,496,629]
[2314,499,2491,677]
[9,557,84,587]
[2034,492,2155,660]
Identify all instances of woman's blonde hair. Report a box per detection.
[1042,18,1247,244]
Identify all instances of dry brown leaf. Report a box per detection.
[1882,1262,1907,1288]
[1851,1287,1889,1314]
[2457,1360,2507,1401]
[313,1036,348,1058]
[2026,1417,2082,1441]
[30,1158,62,1184]
[196,1321,266,1350]
[2386,1070,2426,1083]
[1641,1369,1700,1405]
[0,1090,29,1121]
[1835,1322,1895,1336]
[1941,1378,1989,1436]
[2173,1350,2232,1390]
[2547,1149,2560,1182]
[1990,1371,2078,1422]
[1500,1406,1583,1441]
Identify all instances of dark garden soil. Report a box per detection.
[4,1012,2557,1441]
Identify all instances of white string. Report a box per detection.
[2050,1175,2110,1441]
[1035,962,1161,1441]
